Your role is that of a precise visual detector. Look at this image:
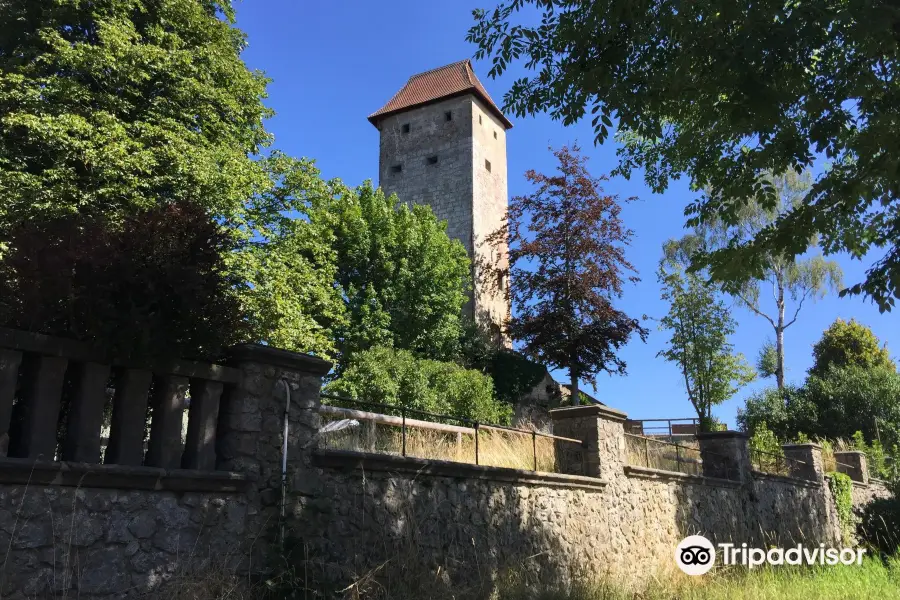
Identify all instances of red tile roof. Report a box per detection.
[368,59,513,129]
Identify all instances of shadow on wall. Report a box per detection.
[275,469,585,600]
[0,485,256,597]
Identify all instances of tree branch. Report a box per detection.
[736,291,776,328]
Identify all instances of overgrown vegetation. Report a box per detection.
[827,472,854,543]
[739,319,900,463]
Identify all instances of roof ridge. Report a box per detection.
[408,59,470,80]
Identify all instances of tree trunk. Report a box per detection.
[569,368,580,406]
[776,279,786,390]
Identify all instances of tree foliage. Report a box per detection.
[231,155,470,365]
[657,244,755,430]
[739,322,900,451]
[494,145,647,401]
[467,1,899,310]
[311,182,470,365]
[670,171,842,389]
[810,318,895,378]
[327,346,510,424]
[0,203,248,361]
[0,0,272,230]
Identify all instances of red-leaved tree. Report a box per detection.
[491,145,647,403]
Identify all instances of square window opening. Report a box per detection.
[427,156,438,165]
[401,123,410,134]
[485,159,492,172]
[444,111,452,121]
[390,164,402,174]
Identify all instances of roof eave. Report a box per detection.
[368,89,513,130]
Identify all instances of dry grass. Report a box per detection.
[624,434,702,475]
[319,416,560,472]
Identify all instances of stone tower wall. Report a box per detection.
[376,94,510,335]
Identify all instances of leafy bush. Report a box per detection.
[0,204,248,361]
[859,495,900,556]
[327,346,511,423]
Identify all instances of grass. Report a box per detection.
[498,557,900,600]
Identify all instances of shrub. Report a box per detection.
[859,495,900,556]
[0,204,248,362]
[327,346,511,423]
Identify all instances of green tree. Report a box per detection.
[467,2,898,310]
[310,182,471,366]
[804,364,900,450]
[232,156,470,364]
[0,0,272,229]
[494,145,647,402]
[737,385,818,441]
[677,171,843,390]
[230,154,346,359]
[810,318,895,378]
[327,346,510,424]
[657,244,755,430]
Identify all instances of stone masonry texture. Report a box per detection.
[0,345,890,598]
[376,94,510,336]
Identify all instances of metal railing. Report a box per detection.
[318,393,587,475]
[750,449,814,481]
[625,433,705,477]
[624,418,700,441]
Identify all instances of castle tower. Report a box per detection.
[368,60,512,342]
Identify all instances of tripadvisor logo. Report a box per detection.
[675,535,866,575]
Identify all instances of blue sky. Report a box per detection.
[233,1,897,427]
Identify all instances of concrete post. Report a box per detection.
[550,404,627,480]
[782,443,825,483]
[834,450,869,484]
[697,431,751,483]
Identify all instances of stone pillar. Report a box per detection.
[550,404,627,480]
[697,431,751,483]
[218,344,332,560]
[834,450,869,484]
[782,443,825,483]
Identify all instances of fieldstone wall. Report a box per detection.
[0,343,331,599]
[0,343,891,598]
[281,406,865,596]
[0,484,252,598]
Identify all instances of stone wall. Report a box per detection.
[0,482,251,597]
[280,405,893,596]
[0,340,330,599]
[0,340,893,598]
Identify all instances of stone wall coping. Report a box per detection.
[782,443,823,450]
[228,343,333,376]
[751,470,821,489]
[313,449,609,491]
[695,430,749,440]
[549,404,628,422]
[834,450,866,456]
[623,465,741,489]
[850,480,871,489]
[0,457,254,493]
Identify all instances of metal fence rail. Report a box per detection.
[318,393,587,474]
[625,433,704,477]
[750,448,814,481]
